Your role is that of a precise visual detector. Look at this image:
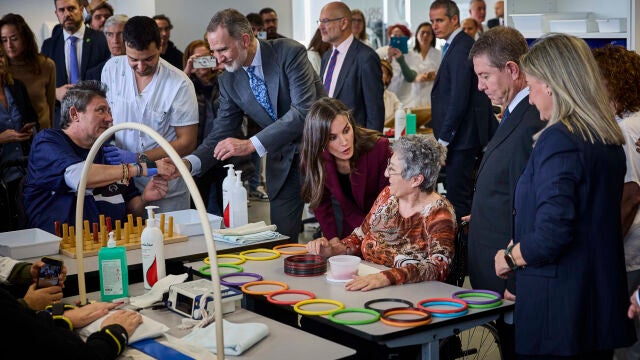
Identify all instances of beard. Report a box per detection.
[223,48,248,73]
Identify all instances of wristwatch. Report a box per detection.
[504,244,518,271]
[137,152,156,168]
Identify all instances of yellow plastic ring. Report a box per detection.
[293,298,345,316]
[239,248,281,261]
[214,254,246,265]
[241,280,289,295]
[273,243,308,255]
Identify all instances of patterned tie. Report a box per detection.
[499,107,510,127]
[323,48,339,94]
[442,42,450,57]
[246,66,276,121]
[69,36,80,84]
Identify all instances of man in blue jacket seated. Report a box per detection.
[23,80,172,233]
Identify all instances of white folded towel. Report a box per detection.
[213,230,280,244]
[129,273,188,308]
[181,319,269,356]
[214,221,277,236]
[79,312,169,344]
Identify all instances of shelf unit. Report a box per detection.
[505,0,639,50]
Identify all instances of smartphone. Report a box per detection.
[37,256,63,288]
[193,55,217,69]
[390,36,409,54]
[19,122,36,133]
[257,31,267,40]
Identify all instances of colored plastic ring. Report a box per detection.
[417,298,469,314]
[451,289,502,305]
[379,307,432,327]
[198,263,244,276]
[293,298,345,316]
[363,298,414,313]
[465,300,503,309]
[430,309,469,318]
[266,289,316,305]
[241,280,289,295]
[215,254,246,265]
[239,248,281,261]
[328,308,381,325]
[220,272,263,287]
[273,243,308,255]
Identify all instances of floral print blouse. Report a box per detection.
[341,186,456,285]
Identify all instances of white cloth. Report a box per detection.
[214,230,280,245]
[0,256,21,284]
[214,221,276,236]
[181,319,269,356]
[102,55,198,210]
[79,312,169,344]
[324,34,354,97]
[619,111,640,272]
[129,273,188,308]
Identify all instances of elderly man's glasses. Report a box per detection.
[386,159,402,176]
[317,17,344,25]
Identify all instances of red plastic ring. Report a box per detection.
[266,289,316,305]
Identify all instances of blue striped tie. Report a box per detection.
[246,66,276,121]
[499,107,510,127]
[442,42,450,57]
[69,36,80,84]
[323,49,339,94]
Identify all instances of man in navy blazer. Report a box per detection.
[319,2,384,132]
[177,9,325,241]
[41,0,111,128]
[466,27,545,360]
[430,0,496,221]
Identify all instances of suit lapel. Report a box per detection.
[259,40,279,116]
[80,30,93,77]
[332,40,358,97]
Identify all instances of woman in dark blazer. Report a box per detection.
[301,97,391,241]
[494,33,635,359]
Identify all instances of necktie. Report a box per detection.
[442,42,450,57]
[499,107,510,127]
[246,66,276,121]
[69,36,80,84]
[323,48,339,94]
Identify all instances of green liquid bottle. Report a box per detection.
[98,231,129,301]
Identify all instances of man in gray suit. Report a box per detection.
[465,26,545,360]
[170,8,324,241]
[319,2,384,132]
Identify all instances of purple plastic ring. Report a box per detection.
[451,289,502,305]
[220,272,264,287]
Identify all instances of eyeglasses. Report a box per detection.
[317,17,344,25]
[386,159,402,177]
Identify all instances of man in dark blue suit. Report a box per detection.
[430,0,495,221]
[466,26,545,360]
[319,2,383,132]
[41,0,111,128]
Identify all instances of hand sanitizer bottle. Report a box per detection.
[230,170,248,228]
[141,206,166,290]
[222,164,236,228]
[98,231,129,301]
[394,103,406,140]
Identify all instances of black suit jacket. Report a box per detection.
[488,18,501,28]
[321,39,384,132]
[41,27,110,127]
[193,39,325,199]
[431,31,495,150]
[467,96,544,293]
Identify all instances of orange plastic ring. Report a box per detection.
[379,308,432,327]
[266,289,316,305]
[273,243,308,255]
[241,280,289,295]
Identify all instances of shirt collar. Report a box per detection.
[446,27,463,44]
[333,34,354,54]
[243,39,262,71]
[507,87,530,113]
[63,23,86,41]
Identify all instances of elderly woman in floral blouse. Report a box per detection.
[307,135,456,291]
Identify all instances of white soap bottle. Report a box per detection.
[141,205,166,289]
[230,170,248,228]
[222,164,236,228]
[394,103,406,140]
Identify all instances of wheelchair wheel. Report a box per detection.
[440,323,502,360]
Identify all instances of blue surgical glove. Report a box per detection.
[103,145,137,165]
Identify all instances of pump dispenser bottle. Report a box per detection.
[230,170,248,228]
[394,103,406,140]
[222,164,236,228]
[141,205,166,289]
[98,231,129,301]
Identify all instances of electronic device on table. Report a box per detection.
[167,279,243,319]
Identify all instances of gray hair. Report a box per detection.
[103,14,128,33]
[206,8,254,42]
[60,80,108,129]
[469,26,528,69]
[430,0,460,23]
[392,135,446,193]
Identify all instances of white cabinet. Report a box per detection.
[505,0,639,50]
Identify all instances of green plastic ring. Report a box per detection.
[455,292,503,309]
[199,263,244,276]
[328,307,381,325]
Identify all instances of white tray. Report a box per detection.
[0,228,61,259]
[158,209,222,237]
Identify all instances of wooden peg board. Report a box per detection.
[57,213,188,258]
